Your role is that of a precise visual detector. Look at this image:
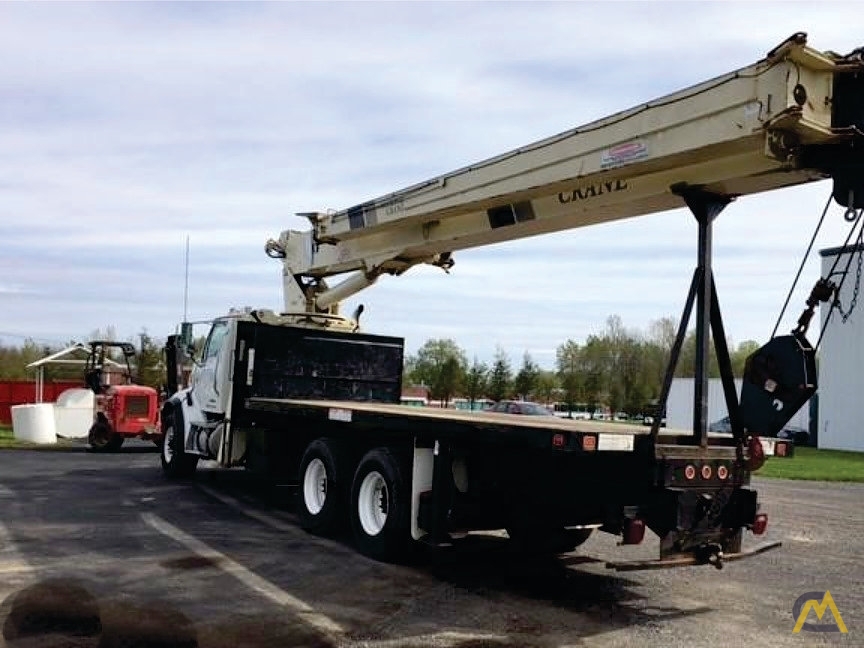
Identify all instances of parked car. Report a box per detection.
[777,427,811,446]
[486,400,554,416]
[709,416,732,433]
[709,417,810,445]
[642,414,667,427]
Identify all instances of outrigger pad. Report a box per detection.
[740,334,817,438]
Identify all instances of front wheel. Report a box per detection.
[350,448,411,562]
[160,409,198,479]
[88,421,124,453]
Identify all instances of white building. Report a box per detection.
[667,377,742,432]
[666,377,810,436]
[818,243,864,452]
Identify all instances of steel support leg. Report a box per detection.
[653,184,735,448]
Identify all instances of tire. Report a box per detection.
[350,448,411,561]
[507,527,594,555]
[87,421,124,453]
[297,438,350,536]
[160,408,198,479]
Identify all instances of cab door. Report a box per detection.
[192,320,234,415]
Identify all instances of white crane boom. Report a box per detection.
[265,33,864,316]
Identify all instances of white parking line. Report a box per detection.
[191,487,511,647]
[140,513,344,639]
[0,484,15,498]
[197,484,299,534]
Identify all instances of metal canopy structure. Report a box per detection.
[25,344,122,402]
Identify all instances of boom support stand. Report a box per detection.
[652,185,742,448]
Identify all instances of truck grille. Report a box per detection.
[125,395,151,417]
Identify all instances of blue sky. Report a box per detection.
[1,2,862,368]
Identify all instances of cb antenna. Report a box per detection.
[183,235,190,322]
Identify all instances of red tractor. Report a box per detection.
[84,341,161,452]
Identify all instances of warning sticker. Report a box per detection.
[601,140,648,169]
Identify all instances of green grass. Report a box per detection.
[0,424,20,448]
[0,423,78,450]
[755,446,864,482]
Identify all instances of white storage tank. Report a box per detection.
[11,403,57,444]
[818,243,864,452]
[53,388,95,439]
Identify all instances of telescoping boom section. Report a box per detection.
[266,32,864,314]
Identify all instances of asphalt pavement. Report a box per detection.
[0,443,861,647]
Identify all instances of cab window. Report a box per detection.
[202,321,230,361]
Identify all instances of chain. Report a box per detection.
[836,246,863,323]
[695,486,733,533]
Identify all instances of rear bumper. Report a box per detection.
[607,540,782,571]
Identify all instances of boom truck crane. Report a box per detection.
[161,33,864,569]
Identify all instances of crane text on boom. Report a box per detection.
[558,179,630,204]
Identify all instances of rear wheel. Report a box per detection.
[160,409,198,479]
[87,421,124,453]
[297,438,350,535]
[350,448,411,561]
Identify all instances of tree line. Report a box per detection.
[405,314,761,414]
[0,331,166,390]
[2,314,762,410]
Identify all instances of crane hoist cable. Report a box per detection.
[770,191,832,340]
[817,216,864,348]
[770,190,864,347]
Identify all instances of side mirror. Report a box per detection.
[180,322,193,349]
[179,322,200,364]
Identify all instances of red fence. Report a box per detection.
[0,380,83,424]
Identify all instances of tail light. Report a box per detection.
[717,465,729,480]
[552,433,567,448]
[701,464,713,480]
[745,436,766,471]
[774,440,789,457]
[622,518,646,545]
[684,464,696,480]
[581,435,597,451]
[752,512,768,535]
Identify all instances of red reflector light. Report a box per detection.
[701,464,712,480]
[752,512,768,535]
[717,465,728,480]
[684,464,696,480]
[622,518,646,545]
[582,435,596,451]
[746,436,766,471]
[775,441,788,457]
[552,433,566,448]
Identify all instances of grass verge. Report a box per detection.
[755,446,864,482]
[0,424,81,450]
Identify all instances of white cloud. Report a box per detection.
[0,1,861,365]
